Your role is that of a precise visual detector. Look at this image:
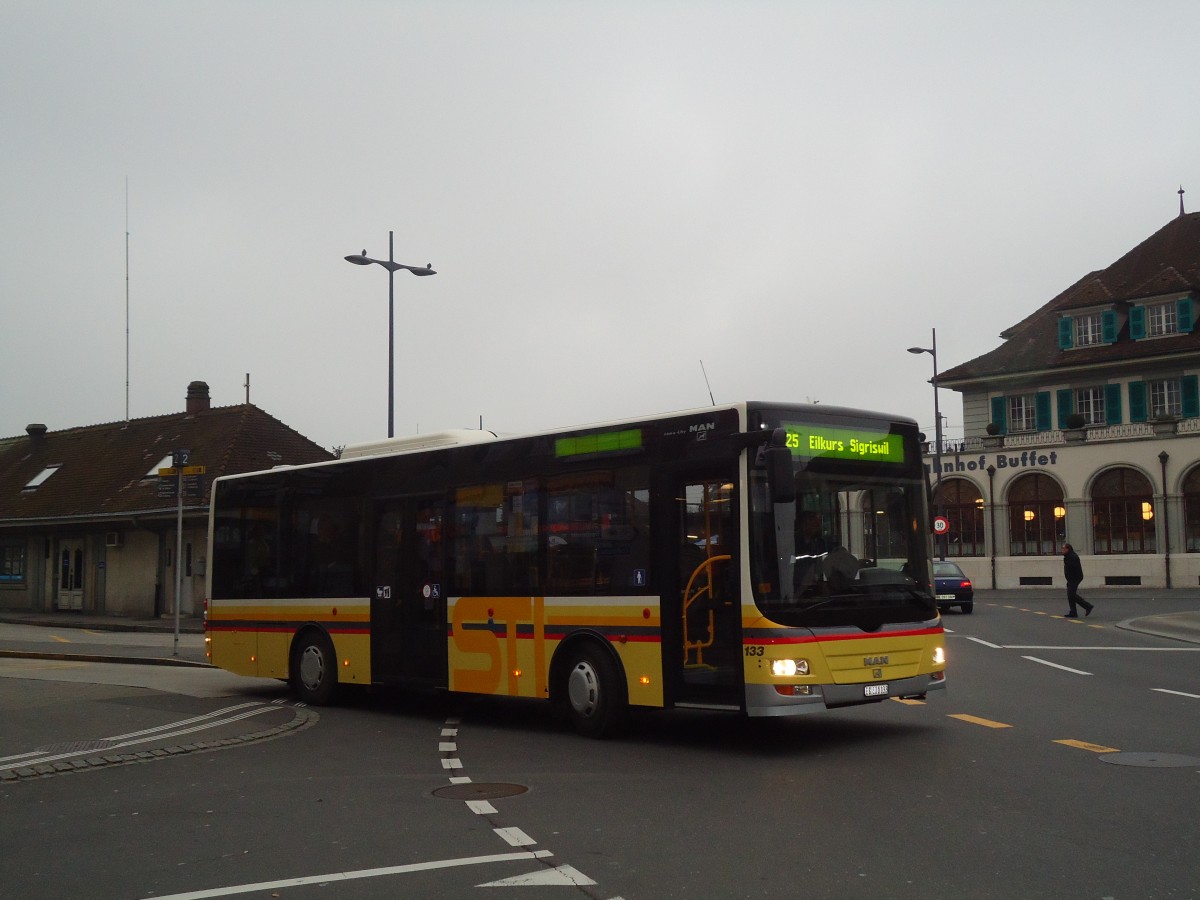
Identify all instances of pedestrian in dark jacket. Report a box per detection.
[1062,543,1093,617]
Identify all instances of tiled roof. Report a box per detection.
[0,404,333,525]
[940,212,1200,386]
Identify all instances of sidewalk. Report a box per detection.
[0,610,204,634]
[967,588,1200,644]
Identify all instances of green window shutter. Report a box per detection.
[1182,375,1200,419]
[1035,392,1052,431]
[1057,317,1073,350]
[990,396,1007,434]
[1105,383,1122,424]
[1057,389,1073,426]
[1178,298,1195,333]
[1129,381,1147,422]
[1101,310,1117,343]
[1130,306,1146,339]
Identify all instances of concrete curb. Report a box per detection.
[0,705,318,783]
[0,649,211,668]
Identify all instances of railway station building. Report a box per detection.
[0,382,332,618]
[932,208,1200,590]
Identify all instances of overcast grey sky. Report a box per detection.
[3,1,1197,451]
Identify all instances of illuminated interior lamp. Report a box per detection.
[1023,509,1036,522]
[1142,502,1154,521]
[1054,506,1066,519]
[975,498,985,508]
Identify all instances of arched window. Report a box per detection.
[1092,467,1155,554]
[934,478,984,557]
[1184,467,1200,552]
[1007,473,1065,556]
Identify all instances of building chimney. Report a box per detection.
[26,423,47,439]
[186,381,211,414]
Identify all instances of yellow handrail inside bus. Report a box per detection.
[682,553,731,667]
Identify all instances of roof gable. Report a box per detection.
[0,405,333,524]
[942,212,1200,386]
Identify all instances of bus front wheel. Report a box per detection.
[558,644,627,739]
[291,631,337,705]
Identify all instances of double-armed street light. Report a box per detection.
[344,231,437,438]
[908,328,945,560]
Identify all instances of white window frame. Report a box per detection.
[1074,387,1106,425]
[1075,313,1103,347]
[1008,394,1037,433]
[1150,378,1181,418]
[1147,302,1178,337]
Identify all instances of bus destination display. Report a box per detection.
[783,425,905,463]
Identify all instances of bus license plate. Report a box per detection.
[864,684,889,697]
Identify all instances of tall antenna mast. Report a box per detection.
[699,359,716,406]
[124,178,130,421]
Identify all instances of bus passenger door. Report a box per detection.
[670,474,742,707]
[371,496,447,687]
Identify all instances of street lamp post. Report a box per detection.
[1159,450,1171,589]
[908,328,945,560]
[345,232,436,438]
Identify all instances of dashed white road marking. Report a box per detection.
[1022,655,1092,675]
[494,826,537,847]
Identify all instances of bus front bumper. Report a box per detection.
[745,672,946,717]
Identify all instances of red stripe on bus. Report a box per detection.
[743,626,942,646]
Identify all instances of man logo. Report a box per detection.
[863,655,889,667]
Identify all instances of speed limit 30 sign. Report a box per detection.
[932,516,950,535]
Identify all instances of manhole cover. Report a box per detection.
[432,782,528,801]
[1099,752,1200,768]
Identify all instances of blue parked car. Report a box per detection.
[934,561,974,614]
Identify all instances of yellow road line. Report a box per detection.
[1055,739,1119,753]
[949,713,1012,729]
[892,697,925,706]
[50,635,71,644]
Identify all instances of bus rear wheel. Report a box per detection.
[559,644,627,739]
[291,631,337,705]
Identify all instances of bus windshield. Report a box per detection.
[749,465,937,629]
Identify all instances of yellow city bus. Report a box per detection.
[206,402,946,736]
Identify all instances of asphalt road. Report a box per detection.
[1,590,1198,899]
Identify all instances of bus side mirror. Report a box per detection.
[766,446,796,504]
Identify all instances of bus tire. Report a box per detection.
[558,643,627,739]
[291,630,338,706]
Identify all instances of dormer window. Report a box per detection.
[1058,310,1116,349]
[1075,313,1104,347]
[1148,301,1179,336]
[1130,297,1194,339]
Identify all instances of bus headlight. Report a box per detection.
[932,646,946,666]
[772,658,810,677]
